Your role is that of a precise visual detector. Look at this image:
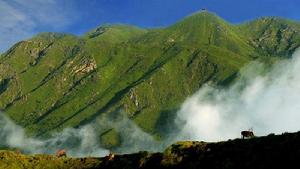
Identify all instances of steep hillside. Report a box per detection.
[1,11,300,148]
[1,131,300,169]
[237,17,300,57]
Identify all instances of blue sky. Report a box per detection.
[1,0,300,52]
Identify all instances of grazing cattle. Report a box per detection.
[241,129,255,139]
[106,153,115,161]
[15,149,22,155]
[56,149,67,158]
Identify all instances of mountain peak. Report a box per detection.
[187,10,222,20]
[170,10,227,30]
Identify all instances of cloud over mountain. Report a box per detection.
[177,50,300,142]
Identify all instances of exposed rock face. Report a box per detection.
[73,58,97,75]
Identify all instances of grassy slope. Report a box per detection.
[0,151,102,169]
[1,131,300,169]
[1,11,300,147]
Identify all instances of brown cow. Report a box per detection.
[56,149,67,158]
[15,150,22,155]
[106,152,115,161]
[241,129,255,139]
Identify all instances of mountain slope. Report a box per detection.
[237,17,300,57]
[1,11,300,148]
[1,131,300,169]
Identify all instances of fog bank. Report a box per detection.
[177,50,300,142]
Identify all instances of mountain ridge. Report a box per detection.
[1,11,300,148]
[1,131,300,169]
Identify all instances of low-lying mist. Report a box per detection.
[177,49,300,142]
[1,50,300,157]
[0,114,109,157]
[0,112,163,157]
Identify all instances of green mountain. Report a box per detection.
[1,11,300,148]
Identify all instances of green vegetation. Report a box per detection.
[2,131,300,168]
[0,151,102,169]
[1,11,300,148]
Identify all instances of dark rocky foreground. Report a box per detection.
[1,131,300,169]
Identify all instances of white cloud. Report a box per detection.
[0,0,77,52]
[0,113,110,157]
[0,109,163,157]
[176,49,300,142]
